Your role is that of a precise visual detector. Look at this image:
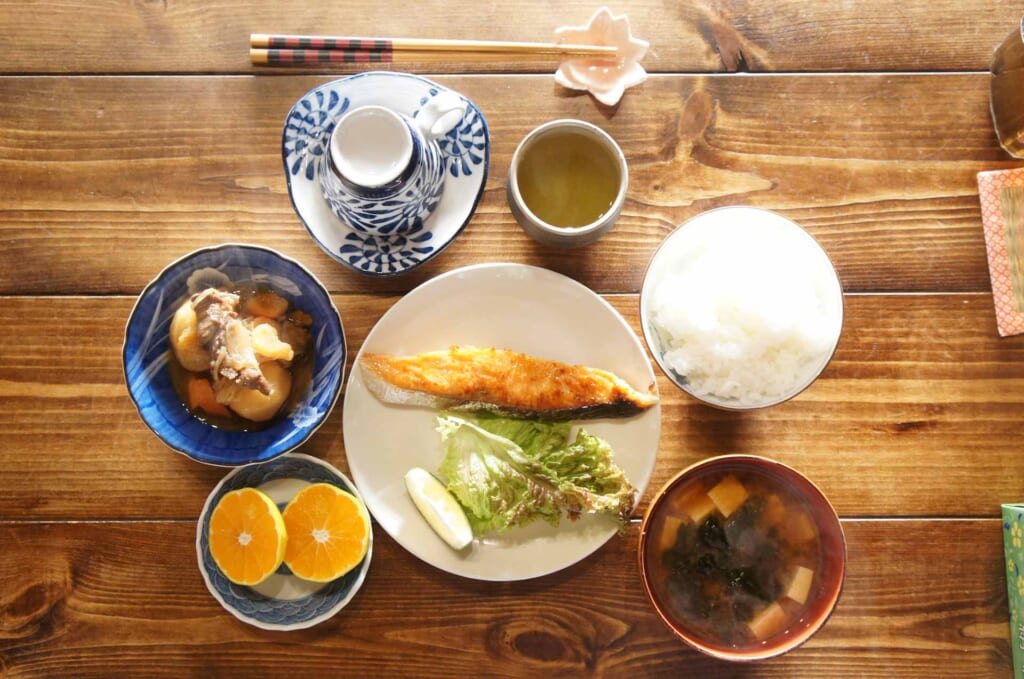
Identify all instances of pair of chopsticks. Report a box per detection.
[250,34,618,66]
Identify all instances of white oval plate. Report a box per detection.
[343,263,661,581]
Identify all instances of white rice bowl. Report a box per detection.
[641,207,843,408]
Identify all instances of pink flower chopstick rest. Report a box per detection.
[553,7,649,107]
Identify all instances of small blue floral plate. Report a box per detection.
[122,243,345,466]
[282,72,489,276]
[196,454,372,631]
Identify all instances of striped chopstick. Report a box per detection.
[251,48,428,65]
[249,34,618,66]
[252,35,394,51]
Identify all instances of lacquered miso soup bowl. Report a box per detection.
[638,455,846,661]
[122,243,346,466]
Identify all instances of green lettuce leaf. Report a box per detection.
[435,413,636,535]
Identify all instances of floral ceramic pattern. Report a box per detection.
[197,454,371,630]
[320,128,447,236]
[282,72,489,277]
[284,90,350,182]
[339,224,434,275]
[418,89,488,179]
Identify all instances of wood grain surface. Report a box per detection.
[3,0,1022,675]
[0,1,1019,74]
[1,293,1021,521]
[0,520,1009,677]
[0,73,1010,296]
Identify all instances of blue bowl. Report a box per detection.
[196,453,372,630]
[123,243,346,466]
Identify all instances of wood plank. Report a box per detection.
[0,1,1019,74]
[0,519,1009,676]
[0,74,1009,296]
[1,294,1022,521]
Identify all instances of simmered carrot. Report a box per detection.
[244,291,289,318]
[187,376,231,417]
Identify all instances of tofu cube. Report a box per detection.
[784,510,818,545]
[671,485,716,524]
[655,515,684,554]
[707,475,749,518]
[762,493,786,528]
[746,601,789,641]
[785,565,815,605]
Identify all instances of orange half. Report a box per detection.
[283,483,370,582]
[208,487,288,586]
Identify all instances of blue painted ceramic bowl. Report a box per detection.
[196,454,372,630]
[122,243,346,466]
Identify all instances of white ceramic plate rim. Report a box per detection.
[342,263,661,581]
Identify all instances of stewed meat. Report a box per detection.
[191,288,270,395]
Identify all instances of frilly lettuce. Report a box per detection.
[436,414,636,534]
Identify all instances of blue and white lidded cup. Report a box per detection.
[319,92,466,236]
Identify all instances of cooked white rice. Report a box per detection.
[649,214,842,406]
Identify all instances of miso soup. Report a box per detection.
[644,466,831,650]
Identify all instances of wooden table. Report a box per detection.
[2,2,1023,676]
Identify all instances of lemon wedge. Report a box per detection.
[404,467,473,550]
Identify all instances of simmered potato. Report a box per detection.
[243,290,289,319]
[252,323,295,362]
[222,361,292,422]
[170,300,211,372]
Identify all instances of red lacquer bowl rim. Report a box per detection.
[637,454,847,662]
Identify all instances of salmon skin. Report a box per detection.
[359,346,659,421]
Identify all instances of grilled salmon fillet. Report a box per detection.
[359,346,659,420]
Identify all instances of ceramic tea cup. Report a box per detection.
[320,92,466,236]
[507,119,628,248]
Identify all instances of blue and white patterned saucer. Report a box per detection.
[196,454,372,631]
[283,72,489,276]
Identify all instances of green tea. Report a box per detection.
[516,131,621,228]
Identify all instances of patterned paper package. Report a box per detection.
[1003,503,1024,679]
[977,168,1024,336]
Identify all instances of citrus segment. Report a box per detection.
[282,483,370,582]
[404,467,473,550]
[208,487,288,586]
